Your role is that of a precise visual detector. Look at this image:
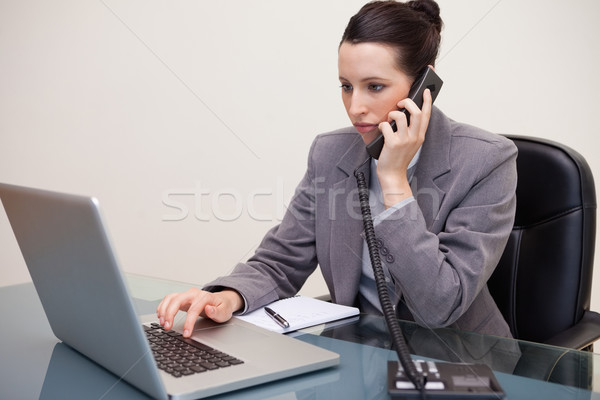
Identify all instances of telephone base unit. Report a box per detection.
[387,360,505,399]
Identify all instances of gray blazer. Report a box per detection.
[205,107,517,337]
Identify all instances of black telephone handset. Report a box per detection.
[366,66,443,159]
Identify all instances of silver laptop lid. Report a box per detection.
[0,183,167,399]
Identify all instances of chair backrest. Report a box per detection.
[488,135,597,343]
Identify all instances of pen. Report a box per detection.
[264,307,290,328]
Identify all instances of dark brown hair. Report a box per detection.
[340,0,443,79]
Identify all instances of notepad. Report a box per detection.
[236,296,360,333]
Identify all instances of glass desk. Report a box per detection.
[2,274,600,399]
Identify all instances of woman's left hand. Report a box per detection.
[376,88,432,208]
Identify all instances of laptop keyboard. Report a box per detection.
[144,322,244,378]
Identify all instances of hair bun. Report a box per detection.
[408,0,443,33]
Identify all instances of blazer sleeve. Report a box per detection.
[203,140,320,313]
[374,136,518,328]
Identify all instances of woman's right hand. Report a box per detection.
[156,288,244,338]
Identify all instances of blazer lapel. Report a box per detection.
[328,135,370,306]
[413,107,451,228]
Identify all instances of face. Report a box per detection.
[338,42,413,145]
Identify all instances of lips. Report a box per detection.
[353,123,379,134]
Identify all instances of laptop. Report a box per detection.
[0,183,339,399]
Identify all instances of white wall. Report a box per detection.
[1,1,599,308]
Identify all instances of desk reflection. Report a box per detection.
[320,315,595,391]
[40,342,150,400]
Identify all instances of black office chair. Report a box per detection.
[488,135,600,351]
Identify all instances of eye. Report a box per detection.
[368,84,384,92]
[340,83,352,93]
[340,83,353,93]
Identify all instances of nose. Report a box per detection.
[347,91,368,118]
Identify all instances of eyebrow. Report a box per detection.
[338,75,392,82]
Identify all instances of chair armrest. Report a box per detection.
[544,310,600,350]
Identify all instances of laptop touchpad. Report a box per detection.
[192,323,270,347]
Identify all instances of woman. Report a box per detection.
[157,0,517,339]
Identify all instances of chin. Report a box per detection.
[361,130,379,146]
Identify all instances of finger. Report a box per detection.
[161,290,197,330]
[399,100,422,130]
[400,89,432,139]
[182,304,203,337]
[163,297,184,330]
[181,293,234,337]
[378,120,396,142]
[157,292,179,327]
[406,89,431,142]
[395,98,418,116]
[380,111,407,139]
[205,302,234,323]
[419,88,433,136]
[193,292,232,324]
